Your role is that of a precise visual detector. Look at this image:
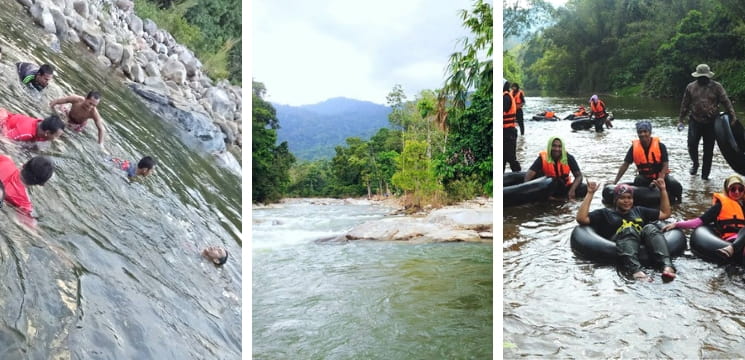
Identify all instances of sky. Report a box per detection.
[252,0,479,106]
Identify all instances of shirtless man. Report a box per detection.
[49,91,106,150]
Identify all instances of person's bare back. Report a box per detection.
[49,91,107,149]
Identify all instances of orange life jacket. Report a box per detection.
[590,99,607,118]
[574,109,588,116]
[545,111,555,118]
[511,89,525,109]
[503,91,516,128]
[712,193,745,239]
[539,150,572,185]
[632,137,665,179]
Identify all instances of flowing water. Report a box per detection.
[503,95,745,358]
[253,199,493,359]
[0,1,241,358]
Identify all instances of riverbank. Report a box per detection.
[254,197,493,243]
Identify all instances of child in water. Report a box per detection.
[110,156,156,179]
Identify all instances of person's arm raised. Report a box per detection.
[576,180,599,225]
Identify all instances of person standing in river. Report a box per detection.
[49,91,107,151]
[678,64,737,181]
[510,82,526,136]
[503,80,521,172]
[589,94,609,132]
[576,180,676,282]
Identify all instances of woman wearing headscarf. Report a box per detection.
[577,179,676,281]
[662,174,745,259]
[524,136,586,201]
[589,94,609,132]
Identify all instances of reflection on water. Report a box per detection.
[504,95,745,358]
[254,200,492,359]
[0,1,241,358]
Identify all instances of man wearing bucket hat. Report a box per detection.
[611,121,683,203]
[577,179,676,282]
[678,64,737,180]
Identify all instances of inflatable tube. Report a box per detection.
[504,176,553,207]
[571,118,594,130]
[689,226,738,264]
[503,171,527,187]
[564,114,590,121]
[570,223,686,265]
[601,183,661,208]
[531,115,560,121]
[714,112,745,175]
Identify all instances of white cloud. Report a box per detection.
[252,0,478,106]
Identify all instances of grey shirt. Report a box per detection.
[679,79,736,124]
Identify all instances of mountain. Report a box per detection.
[274,97,392,161]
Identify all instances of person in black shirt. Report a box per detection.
[524,136,585,200]
[576,179,676,281]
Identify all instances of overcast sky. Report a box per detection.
[252,0,478,106]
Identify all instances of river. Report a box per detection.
[503,95,745,358]
[0,1,241,358]
[252,199,493,359]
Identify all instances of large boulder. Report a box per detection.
[49,7,68,36]
[143,62,160,77]
[105,42,124,64]
[127,13,143,35]
[143,18,157,35]
[130,83,227,154]
[81,26,104,54]
[425,208,493,231]
[345,217,482,243]
[204,86,234,120]
[72,0,88,18]
[31,4,57,34]
[162,57,188,84]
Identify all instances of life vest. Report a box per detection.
[539,150,572,185]
[632,137,667,179]
[590,99,607,119]
[712,193,745,239]
[511,89,525,109]
[574,109,588,116]
[503,91,516,128]
[545,111,555,118]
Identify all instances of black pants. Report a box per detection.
[503,127,520,172]
[728,228,745,262]
[516,108,525,135]
[615,224,673,274]
[687,119,715,178]
[633,174,683,203]
[594,115,607,132]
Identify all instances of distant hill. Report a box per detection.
[274,97,392,161]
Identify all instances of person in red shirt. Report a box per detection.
[0,155,54,216]
[1,110,65,142]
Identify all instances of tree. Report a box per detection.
[440,0,493,111]
[252,81,295,203]
[391,140,444,209]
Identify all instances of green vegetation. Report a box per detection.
[133,0,241,84]
[279,0,493,208]
[252,81,295,204]
[505,0,745,99]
